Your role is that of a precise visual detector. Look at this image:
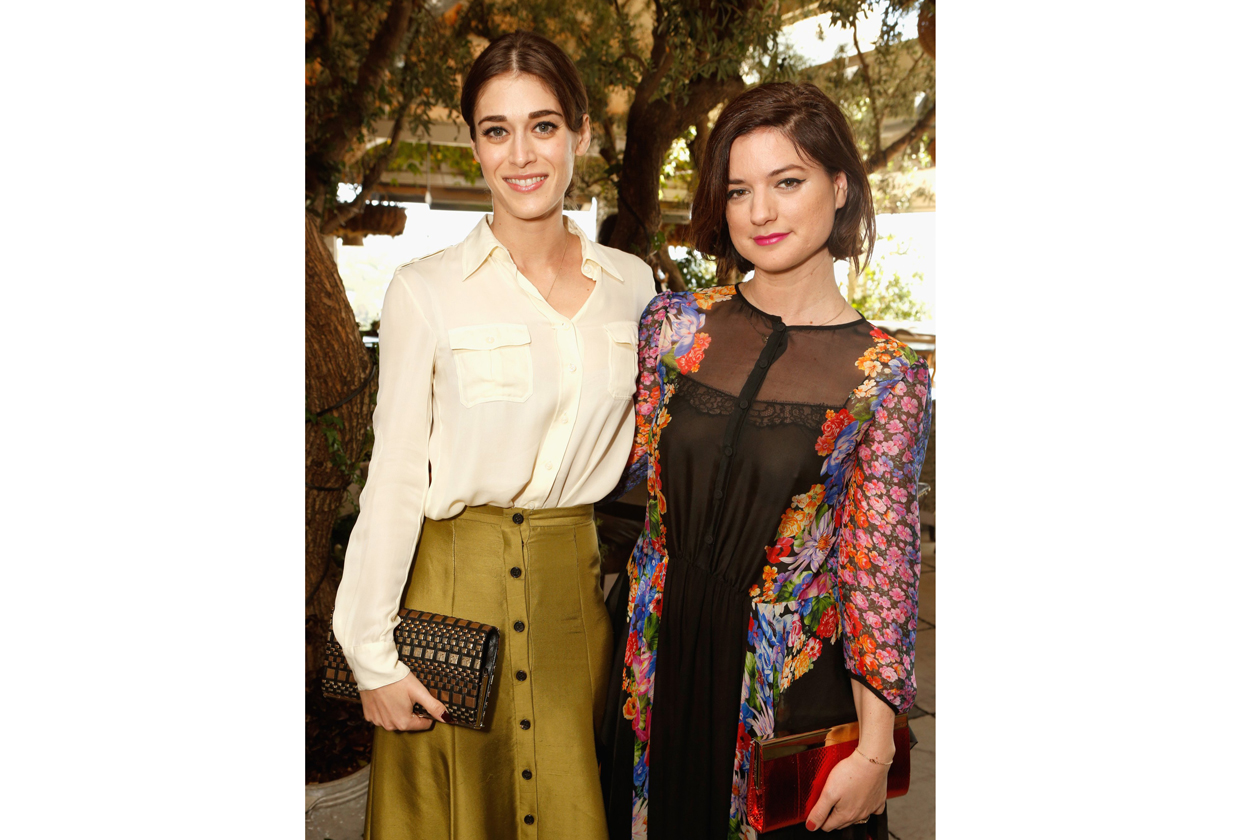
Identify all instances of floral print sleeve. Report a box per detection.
[601,292,676,504]
[836,350,932,712]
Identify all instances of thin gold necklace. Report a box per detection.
[540,233,571,303]
[742,284,849,325]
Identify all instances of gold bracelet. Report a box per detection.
[853,746,894,766]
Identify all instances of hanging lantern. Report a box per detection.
[335,202,408,239]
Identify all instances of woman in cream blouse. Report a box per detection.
[332,31,656,840]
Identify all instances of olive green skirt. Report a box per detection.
[364,504,612,840]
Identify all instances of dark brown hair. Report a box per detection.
[460,30,588,134]
[690,82,876,278]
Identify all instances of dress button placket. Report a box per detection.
[504,508,538,830]
[704,323,789,564]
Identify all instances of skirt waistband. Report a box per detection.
[451,503,595,527]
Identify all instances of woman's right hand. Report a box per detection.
[360,671,451,731]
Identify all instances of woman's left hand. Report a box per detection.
[804,752,889,832]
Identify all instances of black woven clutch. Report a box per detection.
[322,608,500,730]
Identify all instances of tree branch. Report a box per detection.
[636,0,674,107]
[885,49,925,107]
[864,101,934,172]
[620,51,649,74]
[852,28,882,152]
[599,117,620,167]
[678,72,745,129]
[317,0,416,178]
[321,96,415,234]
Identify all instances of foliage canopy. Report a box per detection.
[306,0,935,305]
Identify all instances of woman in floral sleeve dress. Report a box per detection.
[600,83,932,840]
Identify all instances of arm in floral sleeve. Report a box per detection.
[836,358,933,713]
[600,292,674,502]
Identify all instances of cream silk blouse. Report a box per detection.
[333,215,657,689]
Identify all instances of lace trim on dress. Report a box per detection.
[673,374,839,429]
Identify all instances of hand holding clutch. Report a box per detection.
[746,715,911,832]
[360,671,450,732]
[322,608,501,730]
[804,751,890,832]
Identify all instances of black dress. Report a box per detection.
[600,286,931,840]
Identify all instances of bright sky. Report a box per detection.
[776,10,915,69]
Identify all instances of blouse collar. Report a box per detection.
[460,214,625,283]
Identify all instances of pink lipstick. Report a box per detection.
[504,174,547,193]
[753,232,789,246]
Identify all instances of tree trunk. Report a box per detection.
[607,76,746,264]
[607,99,676,259]
[306,213,375,673]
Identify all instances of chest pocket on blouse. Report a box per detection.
[448,323,533,407]
[604,321,638,400]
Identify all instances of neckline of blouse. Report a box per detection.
[732,283,868,331]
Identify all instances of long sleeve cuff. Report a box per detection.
[341,640,411,691]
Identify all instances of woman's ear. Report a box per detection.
[575,114,592,158]
[833,171,848,210]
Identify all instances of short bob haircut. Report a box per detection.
[690,82,876,278]
[460,30,588,135]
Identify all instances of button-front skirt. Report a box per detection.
[364,503,612,840]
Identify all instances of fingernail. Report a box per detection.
[805,819,816,832]
[441,712,454,724]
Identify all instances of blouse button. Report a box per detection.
[516,670,527,681]
[560,413,569,424]
[514,620,525,632]
[758,358,769,369]
[485,336,495,344]
[723,445,734,456]
[524,815,535,825]
[568,364,576,372]
[511,567,522,578]
[512,513,525,524]
[705,534,714,545]
[522,769,533,780]
[520,719,531,730]
[774,322,787,332]
[739,399,750,409]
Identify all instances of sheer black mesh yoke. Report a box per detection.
[657,288,872,589]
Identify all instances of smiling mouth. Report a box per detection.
[753,232,790,246]
[504,175,547,192]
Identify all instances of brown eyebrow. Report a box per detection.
[727,165,807,185]
[477,109,564,126]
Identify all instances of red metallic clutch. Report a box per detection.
[747,714,911,832]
